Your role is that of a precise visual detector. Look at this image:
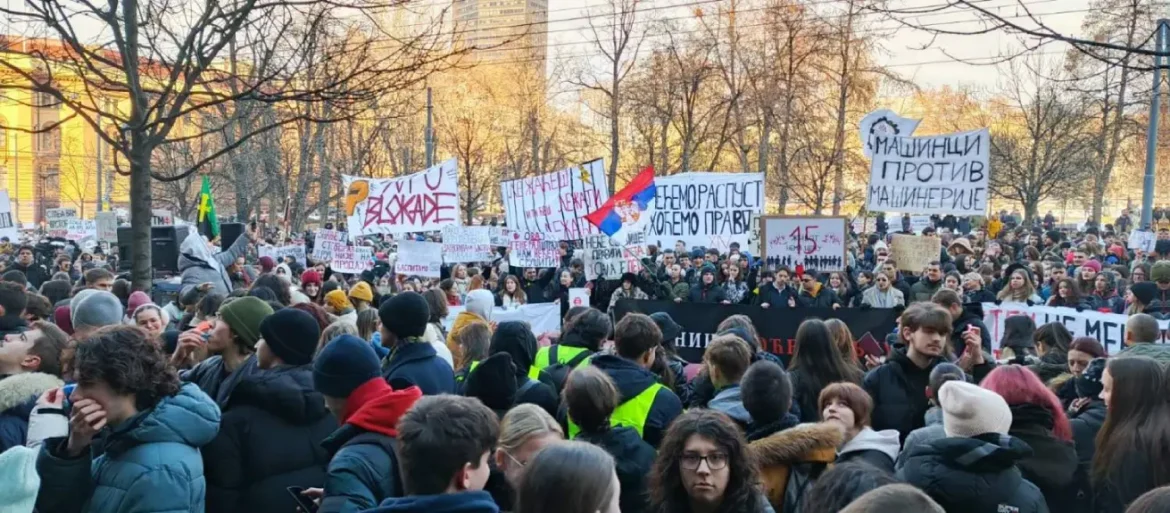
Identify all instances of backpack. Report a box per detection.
[542,345,593,394]
[318,432,401,513]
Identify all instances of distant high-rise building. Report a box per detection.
[452,0,548,76]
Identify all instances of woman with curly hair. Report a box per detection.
[497,274,528,310]
[649,409,773,513]
[35,326,221,513]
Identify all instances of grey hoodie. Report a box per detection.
[178,230,249,297]
[838,426,901,466]
[708,385,752,425]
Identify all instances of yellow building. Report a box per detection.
[0,36,130,225]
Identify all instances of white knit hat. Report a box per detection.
[939,381,1012,438]
[0,446,40,513]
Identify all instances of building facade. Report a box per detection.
[452,0,548,76]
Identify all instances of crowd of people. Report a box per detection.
[3,212,1170,513]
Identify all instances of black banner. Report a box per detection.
[612,300,899,365]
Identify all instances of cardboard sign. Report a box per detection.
[581,233,646,281]
[311,229,346,261]
[342,159,459,237]
[646,172,765,252]
[46,208,77,238]
[1129,230,1156,253]
[761,216,847,272]
[499,160,610,241]
[442,226,494,263]
[508,232,560,268]
[330,245,374,274]
[259,244,307,266]
[488,226,514,246]
[867,128,989,216]
[395,240,443,278]
[889,234,940,273]
[569,288,590,308]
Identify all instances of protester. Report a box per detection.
[796,271,842,308]
[1091,356,1170,513]
[450,289,494,368]
[485,403,563,511]
[894,363,965,471]
[325,289,358,324]
[838,484,945,513]
[702,334,753,428]
[175,296,270,405]
[528,308,607,382]
[740,360,798,441]
[35,326,221,513]
[1031,321,1072,384]
[378,291,455,394]
[313,334,423,512]
[798,461,897,513]
[909,262,944,303]
[420,288,455,366]
[178,225,253,296]
[1117,313,1170,363]
[488,321,558,416]
[789,318,862,423]
[0,321,68,451]
[513,441,620,513]
[819,382,900,472]
[131,303,170,342]
[1068,358,1107,475]
[10,245,49,289]
[860,271,904,308]
[452,322,492,388]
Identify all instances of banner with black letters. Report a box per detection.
[612,300,899,365]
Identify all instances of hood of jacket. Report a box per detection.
[366,491,499,513]
[924,406,943,426]
[746,413,800,442]
[901,433,1034,510]
[464,290,495,322]
[386,340,441,370]
[225,365,332,425]
[751,422,843,467]
[955,303,985,325]
[101,383,220,456]
[178,231,220,273]
[345,379,421,437]
[0,372,62,413]
[708,385,752,424]
[839,427,900,462]
[590,354,659,404]
[490,322,538,379]
[1008,404,1078,490]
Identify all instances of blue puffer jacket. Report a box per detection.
[35,383,221,513]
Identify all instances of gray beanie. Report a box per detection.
[70,290,125,330]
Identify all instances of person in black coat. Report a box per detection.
[688,265,727,303]
[1068,359,1106,478]
[203,309,338,513]
[753,269,798,309]
[378,292,456,395]
[489,321,559,417]
[520,267,554,304]
[565,365,656,513]
[795,271,842,308]
[933,290,992,354]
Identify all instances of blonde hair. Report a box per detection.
[996,269,1036,302]
[317,321,359,354]
[498,404,564,453]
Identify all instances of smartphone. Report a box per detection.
[61,383,77,413]
[286,487,318,513]
[858,336,886,358]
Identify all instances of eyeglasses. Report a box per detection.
[681,452,728,470]
[503,450,525,468]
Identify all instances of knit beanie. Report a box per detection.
[0,446,39,513]
[259,256,276,273]
[259,308,320,366]
[464,352,518,417]
[939,380,1012,438]
[378,291,430,338]
[70,290,124,331]
[217,296,273,349]
[1132,281,1157,306]
[127,291,152,317]
[325,289,353,312]
[1153,261,1170,283]
[301,269,322,286]
[349,282,374,303]
[700,264,717,277]
[53,305,73,335]
[1075,358,1108,399]
[1081,260,1102,273]
[650,312,682,343]
[314,334,381,398]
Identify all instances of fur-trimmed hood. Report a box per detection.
[0,372,63,412]
[751,422,843,466]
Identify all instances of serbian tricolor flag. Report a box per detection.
[585,166,657,243]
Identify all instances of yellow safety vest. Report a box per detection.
[456,360,481,383]
[567,382,665,439]
[528,345,591,379]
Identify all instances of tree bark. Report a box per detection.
[129,145,153,291]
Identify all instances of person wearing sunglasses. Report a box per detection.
[861,271,904,308]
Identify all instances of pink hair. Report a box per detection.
[981,365,1072,442]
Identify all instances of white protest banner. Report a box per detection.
[66,219,96,241]
[581,233,646,281]
[500,160,609,241]
[46,208,77,238]
[259,245,307,266]
[95,212,118,243]
[443,303,561,335]
[910,215,933,234]
[647,172,765,252]
[1129,230,1156,253]
[851,217,868,234]
[488,226,514,246]
[859,109,921,158]
[312,229,346,261]
[342,159,459,238]
[0,191,16,241]
[395,240,443,278]
[329,245,374,274]
[442,226,494,263]
[889,234,940,273]
[151,209,174,226]
[508,232,561,268]
[760,217,847,272]
[981,302,1170,356]
[866,128,990,216]
[569,288,590,308]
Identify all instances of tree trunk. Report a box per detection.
[129,144,153,291]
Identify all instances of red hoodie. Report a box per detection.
[343,378,422,437]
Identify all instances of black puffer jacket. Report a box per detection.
[1009,404,1078,513]
[864,349,995,443]
[1070,399,1106,467]
[203,365,339,513]
[898,434,1049,513]
[577,426,656,513]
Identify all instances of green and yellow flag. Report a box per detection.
[197,176,219,239]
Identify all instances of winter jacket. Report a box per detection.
[754,282,798,308]
[577,426,656,513]
[608,286,649,310]
[896,406,946,472]
[746,413,801,443]
[319,381,422,513]
[1141,288,1170,318]
[180,354,260,407]
[11,262,50,289]
[688,281,728,303]
[950,305,993,355]
[836,427,900,473]
[1117,342,1170,365]
[0,372,62,452]
[898,434,1050,513]
[179,229,250,297]
[860,286,904,308]
[863,349,993,443]
[751,422,843,512]
[363,491,500,513]
[708,384,752,428]
[909,278,943,303]
[35,383,221,513]
[665,278,692,300]
[448,311,488,368]
[1008,404,1078,513]
[964,289,996,304]
[1069,399,1106,469]
[203,365,338,513]
[1089,292,1126,314]
[722,280,749,304]
[796,285,841,308]
[588,354,683,448]
[382,341,457,396]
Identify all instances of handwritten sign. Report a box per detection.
[96,211,118,243]
[569,288,590,308]
[259,244,306,266]
[866,128,990,216]
[489,226,514,246]
[0,191,16,241]
[761,216,847,272]
[151,209,173,226]
[66,219,96,241]
[395,240,443,278]
[500,160,609,241]
[312,229,346,261]
[910,215,933,234]
[342,159,459,238]
[46,208,77,238]
[581,233,646,281]
[330,245,375,274]
[890,234,941,273]
[442,226,494,263]
[1129,230,1156,253]
[508,232,561,268]
[647,172,765,253]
